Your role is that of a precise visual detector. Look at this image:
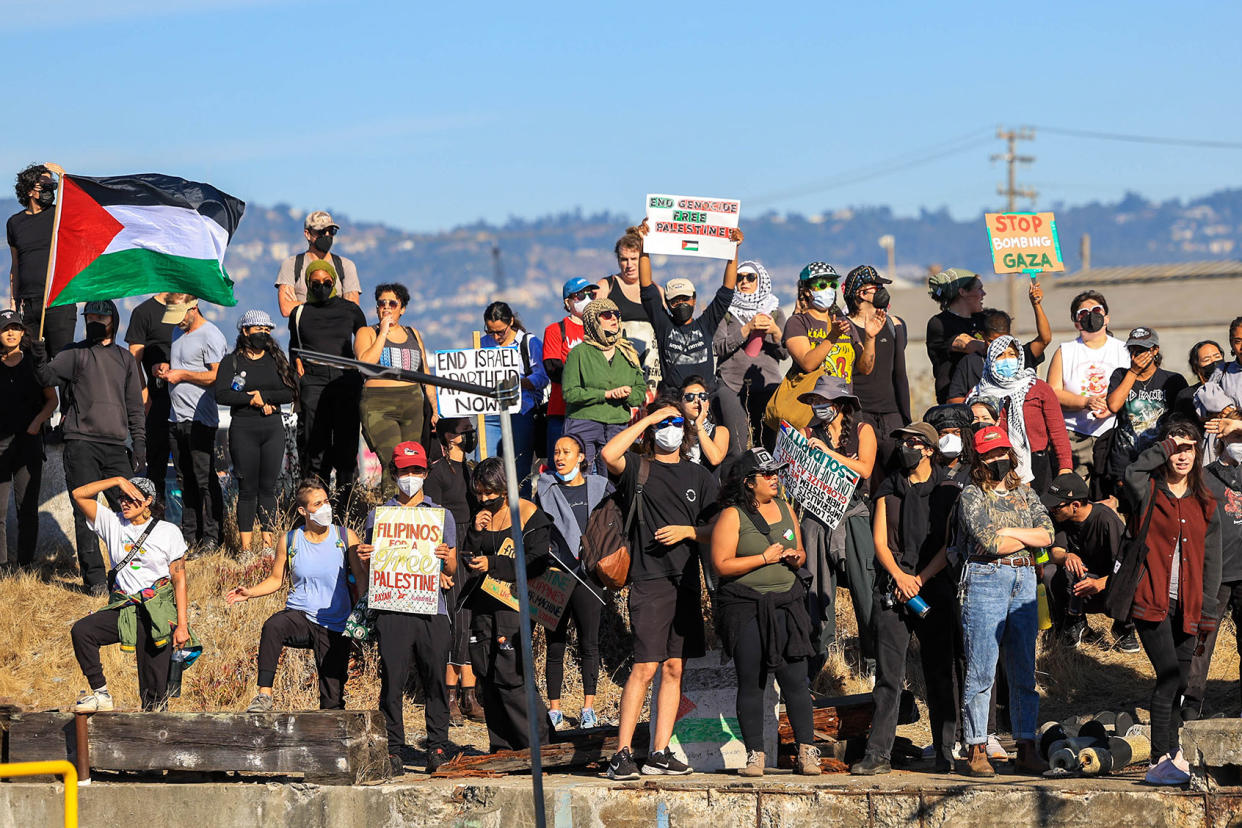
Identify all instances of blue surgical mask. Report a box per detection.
[994,358,1020,380]
[811,288,836,311]
[555,465,580,483]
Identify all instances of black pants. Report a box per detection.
[470,608,549,752]
[1044,565,1136,637]
[545,582,604,699]
[1135,604,1196,759]
[857,411,905,498]
[71,604,172,710]
[19,297,76,357]
[376,611,451,754]
[1185,580,1242,710]
[229,415,285,533]
[866,588,960,762]
[730,613,815,752]
[145,388,171,499]
[256,608,350,709]
[298,371,361,508]
[170,421,222,548]
[0,433,42,567]
[63,439,133,590]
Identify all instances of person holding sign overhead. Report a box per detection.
[354,441,458,774]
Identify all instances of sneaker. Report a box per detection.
[603,747,641,781]
[580,708,599,729]
[74,689,114,712]
[642,748,693,776]
[986,734,1009,761]
[548,709,566,730]
[427,746,456,773]
[1115,631,1141,654]
[1145,755,1190,786]
[951,741,965,761]
[246,693,274,712]
[1060,621,1086,648]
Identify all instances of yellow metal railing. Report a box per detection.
[0,760,79,827]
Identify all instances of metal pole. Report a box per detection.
[498,403,546,828]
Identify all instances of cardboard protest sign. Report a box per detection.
[479,536,576,629]
[984,212,1065,274]
[772,421,861,529]
[369,505,445,614]
[644,194,740,260]
[433,346,521,417]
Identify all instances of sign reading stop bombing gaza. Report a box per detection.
[985,211,1065,275]
[645,194,740,260]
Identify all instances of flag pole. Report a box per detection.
[38,170,67,340]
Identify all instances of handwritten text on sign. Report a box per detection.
[772,421,860,529]
[480,536,576,629]
[984,212,1065,274]
[434,347,521,416]
[644,194,740,260]
[369,505,445,614]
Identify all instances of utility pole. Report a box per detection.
[492,243,505,290]
[991,127,1037,324]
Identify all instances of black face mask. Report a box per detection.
[898,445,924,470]
[670,304,694,324]
[871,286,891,310]
[477,495,504,512]
[458,432,477,453]
[1079,310,1106,333]
[245,332,270,352]
[36,189,55,209]
[309,281,333,304]
[312,234,333,254]
[1199,359,1224,382]
[85,321,109,343]
[985,458,1013,481]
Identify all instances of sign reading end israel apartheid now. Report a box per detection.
[433,347,521,416]
[984,211,1065,274]
[479,536,576,629]
[644,194,740,260]
[772,421,861,529]
[369,506,445,614]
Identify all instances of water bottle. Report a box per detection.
[167,648,191,698]
[1037,583,1053,630]
[230,370,247,392]
[1033,546,1050,565]
[903,593,931,618]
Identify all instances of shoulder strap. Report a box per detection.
[331,254,345,289]
[558,320,567,344]
[291,304,304,348]
[1135,480,1159,538]
[294,252,305,283]
[622,457,651,536]
[518,331,532,375]
[112,518,159,574]
[286,528,298,567]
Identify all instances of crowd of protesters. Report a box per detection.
[9,164,1242,785]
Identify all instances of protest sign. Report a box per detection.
[433,346,521,416]
[772,421,861,529]
[369,505,445,614]
[644,194,740,260]
[984,212,1065,274]
[479,536,576,629]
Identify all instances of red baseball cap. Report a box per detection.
[392,441,428,470]
[973,425,1012,455]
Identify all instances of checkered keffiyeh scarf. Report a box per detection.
[969,335,1038,482]
[729,260,781,326]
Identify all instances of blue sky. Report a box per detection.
[3,0,1239,232]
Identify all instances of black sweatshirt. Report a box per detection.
[34,340,145,459]
[213,351,296,419]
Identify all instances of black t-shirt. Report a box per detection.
[6,209,54,299]
[1106,367,1189,472]
[641,283,733,390]
[925,310,983,404]
[426,457,475,534]
[875,466,960,575]
[123,297,177,386]
[212,351,296,418]
[288,298,366,365]
[612,451,718,581]
[1052,504,1127,577]
[0,352,46,437]
[849,316,910,418]
[559,480,592,533]
[947,342,1043,401]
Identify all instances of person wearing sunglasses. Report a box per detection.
[1046,290,1130,501]
[480,302,548,496]
[355,283,437,493]
[543,277,596,452]
[714,260,788,451]
[925,268,988,405]
[561,299,645,475]
[215,310,298,556]
[125,293,179,505]
[596,231,663,389]
[600,396,720,780]
[681,375,731,469]
[275,210,361,318]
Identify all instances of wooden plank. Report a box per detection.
[434,726,651,775]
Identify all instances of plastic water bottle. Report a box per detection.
[230,370,247,392]
[1037,583,1053,630]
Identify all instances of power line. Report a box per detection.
[1035,125,1242,150]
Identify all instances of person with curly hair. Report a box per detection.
[8,163,77,355]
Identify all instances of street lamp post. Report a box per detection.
[877,234,895,283]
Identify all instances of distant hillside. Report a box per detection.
[4,188,1240,352]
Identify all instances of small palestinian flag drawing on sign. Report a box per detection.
[681,240,699,252]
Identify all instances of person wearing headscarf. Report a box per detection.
[561,298,646,475]
[968,335,1071,493]
[714,260,788,451]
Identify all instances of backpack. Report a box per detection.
[580,458,650,589]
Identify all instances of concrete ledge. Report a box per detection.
[0,771,1224,828]
[1184,719,1242,791]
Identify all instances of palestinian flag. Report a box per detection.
[46,173,245,307]
[681,240,699,252]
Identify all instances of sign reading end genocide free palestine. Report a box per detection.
[369,506,445,615]
[644,194,740,260]
[433,347,522,417]
[984,212,1065,274]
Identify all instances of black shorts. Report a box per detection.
[628,574,706,663]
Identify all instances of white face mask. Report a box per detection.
[307,502,332,527]
[1225,443,1242,464]
[654,426,684,452]
[572,298,591,316]
[938,433,963,459]
[811,288,836,311]
[397,474,424,498]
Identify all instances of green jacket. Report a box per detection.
[561,344,645,424]
[104,581,192,652]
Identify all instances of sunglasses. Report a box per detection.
[802,278,838,291]
[596,310,619,321]
[901,438,928,450]
[487,327,510,338]
[656,417,685,428]
[1076,306,1104,319]
[313,226,338,237]
[377,299,402,309]
[751,469,780,479]
[738,273,758,284]
[682,392,709,402]
[569,289,598,302]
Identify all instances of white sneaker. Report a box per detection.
[952,742,965,761]
[986,734,1009,761]
[74,689,114,712]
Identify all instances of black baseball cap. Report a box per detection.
[731,447,789,478]
[0,309,23,330]
[1040,472,1090,511]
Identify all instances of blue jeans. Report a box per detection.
[562,417,627,477]
[960,561,1039,743]
[483,413,535,497]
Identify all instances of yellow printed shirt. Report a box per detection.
[782,312,860,382]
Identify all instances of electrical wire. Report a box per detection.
[1034,125,1242,150]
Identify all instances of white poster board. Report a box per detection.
[644,194,740,260]
[369,505,445,614]
[772,421,861,529]
[433,347,521,416]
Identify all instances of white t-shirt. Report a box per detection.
[89,508,187,594]
[1057,336,1130,437]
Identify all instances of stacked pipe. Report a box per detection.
[1038,712,1150,775]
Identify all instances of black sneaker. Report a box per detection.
[389,754,403,775]
[850,754,891,775]
[1060,621,1086,648]
[426,746,456,773]
[603,747,640,781]
[1115,631,1141,654]
[642,749,693,776]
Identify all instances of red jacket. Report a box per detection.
[999,379,1073,473]
[542,316,584,417]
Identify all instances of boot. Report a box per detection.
[963,743,995,778]
[1014,739,1048,775]
[461,685,486,722]
[737,750,765,777]
[795,743,823,776]
[447,686,464,727]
